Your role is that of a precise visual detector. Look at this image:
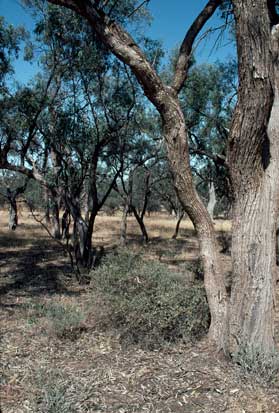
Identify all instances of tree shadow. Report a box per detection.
[0,235,79,298]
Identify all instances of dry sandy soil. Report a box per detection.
[0,210,279,412]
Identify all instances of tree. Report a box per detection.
[44,0,228,350]
[182,61,236,219]
[0,4,150,268]
[227,0,279,355]
[116,127,161,245]
[0,16,26,88]
[44,0,279,357]
[0,172,28,230]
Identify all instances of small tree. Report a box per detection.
[0,172,28,230]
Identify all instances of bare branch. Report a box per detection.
[172,0,221,94]
[127,0,150,18]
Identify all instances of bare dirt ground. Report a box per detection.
[1,210,279,412]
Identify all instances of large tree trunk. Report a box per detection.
[72,211,97,268]
[162,100,228,348]
[228,2,279,355]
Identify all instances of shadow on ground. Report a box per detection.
[0,233,77,298]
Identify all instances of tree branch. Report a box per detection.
[46,0,166,110]
[172,0,221,94]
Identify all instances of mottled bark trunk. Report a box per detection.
[162,100,228,348]
[276,226,279,265]
[172,212,184,239]
[228,2,279,355]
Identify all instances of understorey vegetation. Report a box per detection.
[91,251,210,349]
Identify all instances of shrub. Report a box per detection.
[26,301,86,340]
[91,251,210,349]
[233,345,279,383]
[44,303,86,339]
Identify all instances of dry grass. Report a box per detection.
[1,209,279,412]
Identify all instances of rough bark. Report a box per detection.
[228,2,279,355]
[73,218,91,266]
[162,98,228,346]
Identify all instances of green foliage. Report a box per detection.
[233,346,279,384]
[181,61,237,212]
[24,178,45,209]
[0,16,27,86]
[45,303,86,339]
[91,251,210,349]
[26,301,87,340]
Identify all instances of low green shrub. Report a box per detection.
[44,303,86,340]
[233,345,279,383]
[25,301,86,340]
[91,251,210,349]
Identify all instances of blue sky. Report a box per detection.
[147,0,235,64]
[0,0,236,84]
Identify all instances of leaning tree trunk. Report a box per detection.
[162,100,228,348]
[228,2,279,355]
[130,205,149,243]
